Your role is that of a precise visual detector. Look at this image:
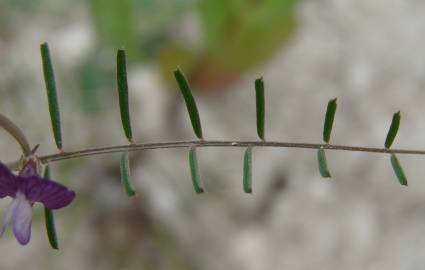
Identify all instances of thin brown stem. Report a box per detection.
[0,114,32,156]
[38,140,425,163]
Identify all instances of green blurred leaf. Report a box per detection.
[323,98,337,143]
[40,42,63,151]
[199,0,299,72]
[390,154,408,186]
[89,0,137,56]
[189,146,204,194]
[317,149,331,178]
[120,151,137,196]
[255,77,265,141]
[385,111,400,149]
[116,49,133,143]
[89,0,189,60]
[43,165,59,249]
[158,45,197,83]
[243,147,253,193]
[78,54,113,114]
[174,68,203,139]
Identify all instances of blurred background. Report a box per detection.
[1,0,425,269]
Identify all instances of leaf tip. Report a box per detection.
[117,48,126,59]
[174,66,185,79]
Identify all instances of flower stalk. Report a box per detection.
[0,114,31,157]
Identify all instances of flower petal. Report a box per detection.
[18,159,37,177]
[12,193,32,245]
[0,162,18,198]
[0,198,19,238]
[20,176,75,209]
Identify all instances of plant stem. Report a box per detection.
[0,114,32,156]
[38,140,425,163]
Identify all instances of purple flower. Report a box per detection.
[0,158,75,245]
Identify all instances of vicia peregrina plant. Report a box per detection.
[0,42,415,248]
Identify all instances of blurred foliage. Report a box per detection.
[82,0,191,113]
[78,53,115,114]
[89,0,138,57]
[162,0,299,88]
[199,0,298,72]
[86,0,300,90]
[88,0,189,60]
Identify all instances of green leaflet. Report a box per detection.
[188,146,204,194]
[390,154,408,186]
[174,68,203,140]
[385,111,401,149]
[255,77,265,141]
[243,147,253,193]
[40,43,63,150]
[116,49,133,143]
[317,149,331,178]
[323,98,337,143]
[43,165,59,249]
[120,151,136,196]
[44,208,58,250]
